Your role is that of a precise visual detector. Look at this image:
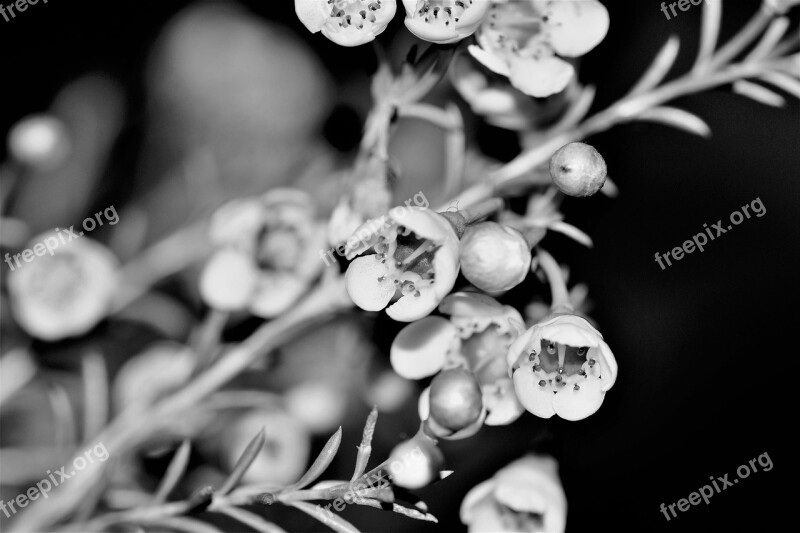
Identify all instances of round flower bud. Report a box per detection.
[7,114,70,170]
[459,222,532,293]
[428,368,483,433]
[387,433,444,490]
[549,142,607,197]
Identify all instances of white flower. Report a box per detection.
[113,342,196,412]
[7,114,70,170]
[295,0,397,47]
[469,0,610,98]
[402,0,490,44]
[345,207,459,322]
[392,292,526,425]
[460,455,567,533]
[506,313,617,421]
[200,189,326,318]
[7,234,118,341]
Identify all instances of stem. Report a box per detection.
[460,197,505,225]
[708,4,775,70]
[10,277,350,532]
[535,248,572,312]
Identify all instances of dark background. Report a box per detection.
[1,1,797,531]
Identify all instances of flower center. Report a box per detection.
[256,226,301,271]
[485,1,549,56]
[528,339,597,393]
[411,0,473,26]
[374,226,439,299]
[327,0,386,29]
[462,325,509,371]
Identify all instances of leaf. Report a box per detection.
[636,106,712,138]
[692,0,723,73]
[284,427,342,492]
[216,506,287,533]
[218,428,265,495]
[628,36,680,96]
[745,16,791,63]
[759,71,800,99]
[81,351,109,440]
[289,501,361,533]
[350,407,378,483]
[391,503,439,523]
[146,516,224,533]
[152,440,192,504]
[733,80,786,107]
[547,222,594,249]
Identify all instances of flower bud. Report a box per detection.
[549,142,607,197]
[387,433,444,490]
[428,368,483,434]
[459,222,531,292]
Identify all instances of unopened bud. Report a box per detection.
[459,222,531,292]
[549,142,607,197]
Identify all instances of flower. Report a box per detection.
[422,367,486,439]
[295,0,397,47]
[221,408,311,486]
[344,207,459,322]
[7,234,118,341]
[387,432,445,489]
[469,0,610,97]
[460,221,532,293]
[506,313,618,421]
[549,142,608,197]
[460,455,567,533]
[402,0,490,44]
[199,188,326,318]
[392,292,526,427]
[113,342,196,412]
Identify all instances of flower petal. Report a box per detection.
[459,479,499,527]
[391,317,455,379]
[508,55,575,98]
[511,367,556,419]
[250,273,308,318]
[547,0,610,58]
[468,44,511,77]
[483,380,525,426]
[345,255,395,311]
[552,375,605,421]
[199,249,258,311]
[294,0,326,33]
[386,284,441,322]
[506,327,535,373]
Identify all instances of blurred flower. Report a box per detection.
[506,313,618,421]
[393,292,526,426]
[460,222,532,293]
[295,0,397,47]
[460,455,567,532]
[469,0,609,97]
[345,207,459,322]
[388,432,445,489]
[401,0,489,44]
[327,158,393,246]
[285,380,349,435]
[7,114,70,171]
[764,0,800,14]
[221,408,311,486]
[7,234,118,341]
[113,342,196,412]
[364,368,416,412]
[200,188,326,318]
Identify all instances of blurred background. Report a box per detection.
[1,0,797,531]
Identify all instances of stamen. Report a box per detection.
[400,239,435,268]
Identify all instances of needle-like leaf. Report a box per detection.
[152,440,192,504]
[636,106,713,138]
[81,351,109,440]
[350,407,378,483]
[218,428,265,495]
[628,36,680,97]
[284,427,342,492]
[289,501,361,533]
[216,506,287,533]
[693,0,723,74]
[733,80,786,107]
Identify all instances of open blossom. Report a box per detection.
[345,207,459,322]
[460,455,567,532]
[469,0,610,98]
[7,234,118,341]
[392,292,526,426]
[295,0,397,47]
[402,0,490,44]
[506,313,617,421]
[200,188,326,318]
